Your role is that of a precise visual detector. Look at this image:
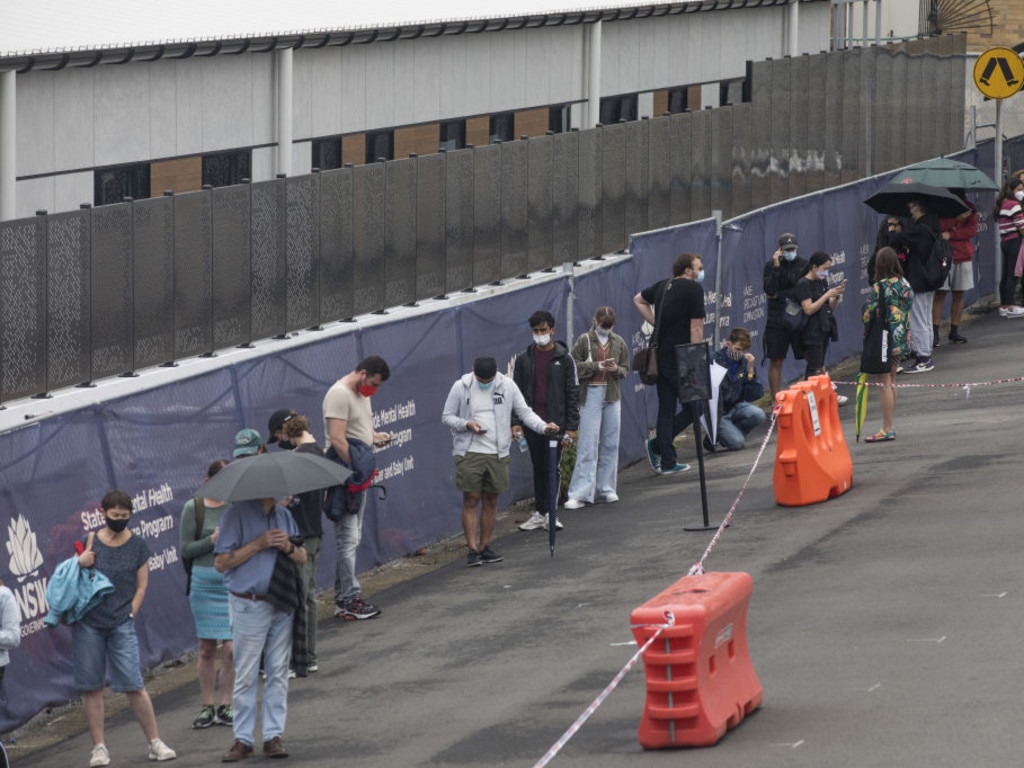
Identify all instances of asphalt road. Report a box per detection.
[18,308,1024,768]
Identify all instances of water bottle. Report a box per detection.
[517,434,529,453]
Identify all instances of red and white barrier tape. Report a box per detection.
[833,374,1024,401]
[531,611,676,768]
[687,406,780,577]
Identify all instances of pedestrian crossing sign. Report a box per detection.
[973,48,1024,100]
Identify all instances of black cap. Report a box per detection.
[778,233,798,248]
[473,356,498,380]
[267,408,297,441]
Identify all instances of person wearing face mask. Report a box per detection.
[709,328,767,451]
[794,251,846,381]
[564,307,630,508]
[322,356,392,620]
[994,178,1024,318]
[267,409,298,450]
[633,252,706,475]
[442,356,559,564]
[73,490,177,767]
[763,232,809,400]
[512,311,580,531]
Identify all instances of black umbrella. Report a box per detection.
[547,438,559,557]
[864,181,969,219]
[194,451,352,502]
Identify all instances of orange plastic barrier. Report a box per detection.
[630,571,763,749]
[773,373,853,506]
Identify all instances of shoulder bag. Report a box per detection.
[860,282,891,375]
[632,280,668,385]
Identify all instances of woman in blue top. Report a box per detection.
[74,490,177,767]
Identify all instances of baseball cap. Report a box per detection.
[233,428,263,458]
[267,408,297,442]
[778,233,798,248]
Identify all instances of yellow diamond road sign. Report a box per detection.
[974,47,1024,100]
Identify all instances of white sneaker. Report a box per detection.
[90,744,111,767]
[563,499,587,510]
[836,394,849,406]
[1000,306,1024,318]
[597,492,619,503]
[518,511,546,531]
[541,515,565,531]
[147,738,176,762]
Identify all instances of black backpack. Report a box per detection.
[920,225,952,292]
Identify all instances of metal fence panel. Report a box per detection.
[920,55,942,158]
[91,204,134,378]
[472,144,501,285]
[840,49,862,183]
[250,180,287,338]
[527,134,554,273]
[46,210,91,390]
[889,52,909,172]
[552,131,579,264]
[748,60,772,211]
[625,119,648,237]
[416,153,446,300]
[769,57,792,202]
[946,56,966,155]
[789,55,809,199]
[691,109,712,220]
[730,103,753,216]
[577,127,602,260]
[385,158,417,307]
[173,192,213,359]
[131,197,175,369]
[805,53,828,193]
[500,139,529,279]
[353,163,387,315]
[211,185,251,347]
[318,168,354,322]
[669,112,693,222]
[444,149,474,293]
[601,122,626,254]
[824,49,845,187]
[286,176,318,331]
[647,115,671,229]
[872,51,893,174]
[0,217,46,400]
[709,108,732,219]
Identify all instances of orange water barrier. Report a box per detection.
[773,374,853,506]
[630,571,762,748]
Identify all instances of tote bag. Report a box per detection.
[860,284,891,375]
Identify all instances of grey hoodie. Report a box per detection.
[441,371,548,458]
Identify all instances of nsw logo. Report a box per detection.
[7,514,43,583]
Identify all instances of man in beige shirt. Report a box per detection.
[322,356,392,620]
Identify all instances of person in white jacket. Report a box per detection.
[0,579,20,687]
[441,357,559,567]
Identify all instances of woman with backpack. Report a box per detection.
[994,177,1024,318]
[179,460,235,730]
[861,247,914,443]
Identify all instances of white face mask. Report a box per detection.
[595,327,612,341]
[1015,190,1024,202]
[533,334,551,347]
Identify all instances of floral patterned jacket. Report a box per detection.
[862,277,914,358]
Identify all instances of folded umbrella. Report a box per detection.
[195,450,353,502]
[864,181,969,219]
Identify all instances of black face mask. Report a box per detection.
[106,517,129,533]
[276,439,294,450]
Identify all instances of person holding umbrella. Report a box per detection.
[887,199,942,373]
[995,177,1024,318]
[213,483,308,760]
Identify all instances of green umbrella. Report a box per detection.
[890,157,999,191]
[854,372,869,443]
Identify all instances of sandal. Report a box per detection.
[865,430,896,443]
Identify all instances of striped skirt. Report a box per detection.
[189,565,232,641]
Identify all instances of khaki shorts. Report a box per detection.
[940,262,974,292]
[455,453,510,494]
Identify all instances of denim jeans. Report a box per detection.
[567,387,620,502]
[229,595,293,746]
[716,402,767,451]
[72,620,144,692]
[333,491,366,602]
[908,290,934,357]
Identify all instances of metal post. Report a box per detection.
[712,209,723,349]
[564,261,575,345]
[276,48,293,177]
[587,21,602,128]
[865,78,872,177]
[861,0,868,47]
[994,99,1004,296]
[788,0,799,57]
[0,70,15,222]
[875,0,882,45]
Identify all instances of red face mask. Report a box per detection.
[358,384,377,397]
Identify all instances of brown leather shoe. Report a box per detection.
[262,736,289,758]
[221,740,254,762]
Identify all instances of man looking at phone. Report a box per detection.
[322,356,392,620]
[442,357,559,566]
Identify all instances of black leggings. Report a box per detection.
[1000,237,1021,306]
